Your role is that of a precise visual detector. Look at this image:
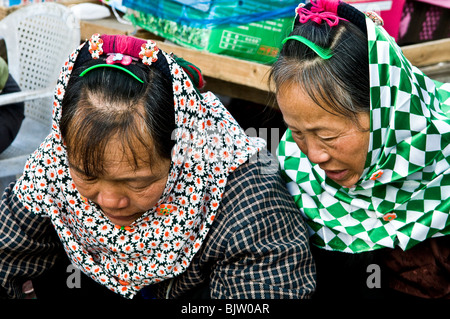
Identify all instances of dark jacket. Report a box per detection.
[0,74,25,153]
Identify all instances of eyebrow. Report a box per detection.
[68,162,157,182]
[282,119,333,133]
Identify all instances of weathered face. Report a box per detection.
[277,81,370,188]
[69,135,170,227]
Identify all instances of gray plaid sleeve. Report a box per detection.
[208,157,316,299]
[0,183,61,298]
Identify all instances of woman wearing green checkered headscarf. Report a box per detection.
[272,0,450,298]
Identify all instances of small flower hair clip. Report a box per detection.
[106,53,133,66]
[365,11,384,26]
[139,40,159,66]
[88,33,104,59]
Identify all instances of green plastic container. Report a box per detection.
[128,10,293,64]
[123,0,299,64]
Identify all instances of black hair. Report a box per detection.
[60,54,175,177]
[270,5,370,125]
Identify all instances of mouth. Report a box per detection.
[323,169,348,182]
[101,209,143,226]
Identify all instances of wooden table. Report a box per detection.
[81,17,450,106]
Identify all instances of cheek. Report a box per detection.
[71,177,97,199]
[129,179,167,210]
[334,135,369,170]
[292,135,307,153]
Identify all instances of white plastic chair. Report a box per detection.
[0,2,80,180]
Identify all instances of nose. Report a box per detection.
[301,139,330,164]
[96,190,129,210]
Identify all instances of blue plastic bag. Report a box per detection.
[123,0,299,28]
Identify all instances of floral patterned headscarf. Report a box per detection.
[13,34,265,298]
[278,14,450,253]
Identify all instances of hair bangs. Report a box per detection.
[64,100,156,178]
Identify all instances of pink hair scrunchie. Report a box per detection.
[296,0,348,27]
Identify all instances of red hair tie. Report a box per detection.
[296,0,347,27]
[93,34,160,66]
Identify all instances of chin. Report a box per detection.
[103,211,145,227]
[330,175,356,188]
[338,178,360,188]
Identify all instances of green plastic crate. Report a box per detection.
[127,9,294,64]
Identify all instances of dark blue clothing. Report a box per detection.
[0,74,24,153]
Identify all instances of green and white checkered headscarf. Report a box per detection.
[277,17,450,253]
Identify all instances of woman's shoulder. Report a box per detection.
[224,151,288,195]
[202,151,309,255]
[218,151,302,225]
[1,181,51,225]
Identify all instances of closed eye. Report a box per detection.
[290,129,304,139]
[126,181,152,191]
[69,162,98,182]
[319,136,337,141]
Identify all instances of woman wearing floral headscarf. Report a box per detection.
[0,34,315,299]
[272,0,450,298]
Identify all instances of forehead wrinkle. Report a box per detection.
[103,130,157,170]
